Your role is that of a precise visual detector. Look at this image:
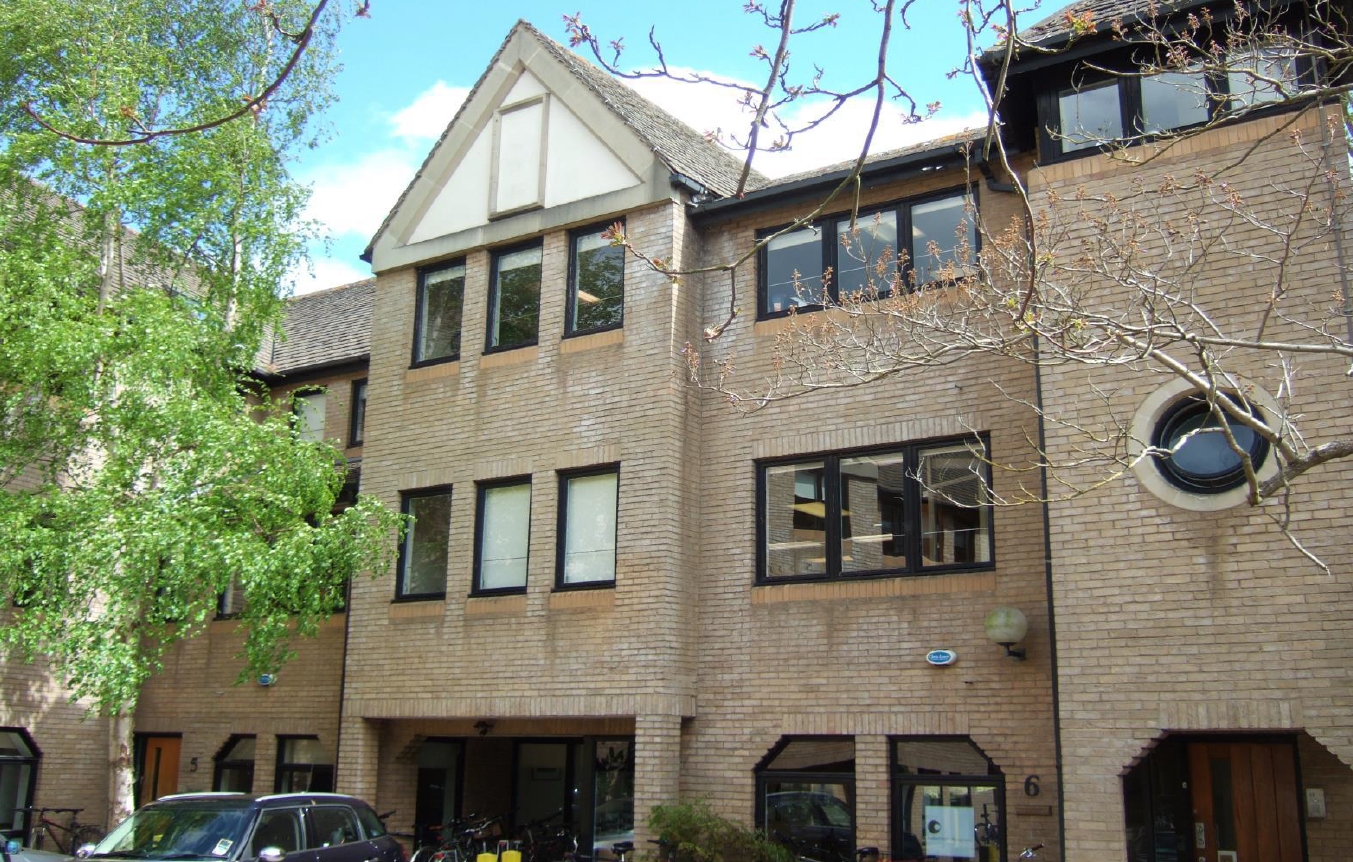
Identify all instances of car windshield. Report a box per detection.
[90,806,251,860]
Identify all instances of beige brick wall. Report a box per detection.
[1031,106,1353,859]
[686,172,1060,857]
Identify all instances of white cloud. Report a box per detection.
[389,81,470,142]
[300,147,422,241]
[288,256,373,296]
[625,70,989,178]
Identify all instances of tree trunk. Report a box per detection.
[108,711,135,829]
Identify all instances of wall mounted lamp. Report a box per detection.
[984,606,1028,660]
[474,720,495,736]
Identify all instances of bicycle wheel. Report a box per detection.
[73,825,106,850]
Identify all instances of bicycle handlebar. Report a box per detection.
[20,808,83,815]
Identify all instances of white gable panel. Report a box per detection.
[542,97,642,208]
[493,98,546,214]
[504,70,547,104]
[407,133,493,244]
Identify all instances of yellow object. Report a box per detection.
[501,851,522,862]
[477,852,497,862]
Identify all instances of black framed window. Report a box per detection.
[397,487,452,600]
[350,379,367,446]
[891,737,1004,862]
[212,734,256,792]
[487,243,542,351]
[1044,45,1305,159]
[755,737,855,862]
[0,728,39,842]
[274,735,334,793]
[1151,393,1269,494]
[758,438,992,582]
[414,261,465,366]
[758,190,977,318]
[474,478,531,595]
[568,223,624,335]
[556,466,619,588]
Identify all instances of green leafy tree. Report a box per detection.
[0,0,401,822]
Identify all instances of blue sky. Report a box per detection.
[289,0,1024,293]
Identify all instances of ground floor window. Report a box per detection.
[756,737,855,862]
[891,737,1003,862]
[1123,734,1303,862]
[275,736,334,792]
[591,740,634,859]
[0,729,38,841]
[213,735,256,792]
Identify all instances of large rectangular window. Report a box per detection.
[488,243,542,351]
[1046,46,1304,158]
[397,487,452,599]
[759,439,991,582]
[758,191,976,317]
[414,261,465,365]
[557,467,619,587]
[568,223,625,335]
[474,479,531,594]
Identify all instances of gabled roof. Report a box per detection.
[363,20,766,262]
[692,128,986,220]
[259,279,375,377]
[522,22,768,198]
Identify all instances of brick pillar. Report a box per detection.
[336,715,380,800]
[855,735,889,855]
[634,714,683,849]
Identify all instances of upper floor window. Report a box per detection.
[414,261,465,366]
[350,379,367,446]
[758,438,991,582]
[293,392,326,443]
[567,223,625,335]
[487,243,542,351]
[758,190,977,318]
[1047,46,1303,158]
[557,466,619,588]
[474,478,531,594]
[397,487,452,600]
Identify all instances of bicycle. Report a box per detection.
[22,807,104,855]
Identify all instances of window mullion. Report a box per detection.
[904,446,921,573]
[821,222,835,305]
[825,456,843,577]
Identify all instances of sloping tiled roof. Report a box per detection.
[1007,0,1211,50]
[761,128,986,190]
[364,20,766,261]
[523,22,769,197]
[261,279,375,375]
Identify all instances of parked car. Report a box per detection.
[79,793,403,862]
[3,841,75,862]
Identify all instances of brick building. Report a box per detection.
[5,2,1352,861]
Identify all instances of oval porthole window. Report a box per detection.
[1151,395,1269,493]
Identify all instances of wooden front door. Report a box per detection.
[138,736,181,806]
[1188,741,1303,862]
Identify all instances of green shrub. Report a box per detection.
[645,800,796,862]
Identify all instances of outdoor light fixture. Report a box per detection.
[984,606,1028,660]
[474,720,495,736]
